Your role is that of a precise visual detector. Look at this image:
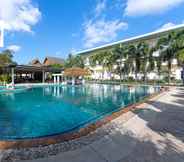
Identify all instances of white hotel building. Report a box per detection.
[75,24,184,81]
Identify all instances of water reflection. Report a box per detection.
[42,84,157,112]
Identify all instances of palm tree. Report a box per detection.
[155,55,162,81]
[89,52,106,79]
[120,45,135,80]
[103,51,114,79]
[175,30,184,84]
[126,44,140,81]
[64,53,74,68]
[177,49,184,65]
[156,32,178,84]
[137,42,150,82]
[112,45,126,80]
[145,47,156,83]
[177,49,184,84]
[176,30,184,65]
[74,56,85,68]
[65,54,84,68]
[89,54,98,67]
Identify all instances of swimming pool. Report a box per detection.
[0,84,160,140]
[0,86,5,90]
[0,86,28,93]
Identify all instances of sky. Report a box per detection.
[0,0,184,64]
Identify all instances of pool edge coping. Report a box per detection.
[0,87,169,150]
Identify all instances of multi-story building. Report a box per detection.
[75,24,184,81]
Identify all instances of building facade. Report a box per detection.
[75,25,184,81]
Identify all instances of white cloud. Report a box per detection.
[0,0,41,33]
[82,0,128,48]
[7,45,21,52]
[95,0,106,16]
[84,19,128,48]
[156,21,184,31]
[125,0,184,16]
[157,22,176,31]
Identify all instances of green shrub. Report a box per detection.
[0,74,11,84]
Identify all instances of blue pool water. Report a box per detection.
[0,86,5,90]
[0,84,160,140]
[0,86,27,93]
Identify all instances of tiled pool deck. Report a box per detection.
[1,87,184,162]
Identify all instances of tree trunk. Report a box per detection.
[120,71,122,82]
[168,70,171,84]
[144,71,147,84]
[158,71,161,84]
[135,70,138,82]
[168,61,172,85]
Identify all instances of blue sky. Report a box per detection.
[0,0,184,64]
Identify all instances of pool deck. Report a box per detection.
[10,87,184,162]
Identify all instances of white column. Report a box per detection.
[72,77,75,85]
[57,76,60,84]
[54,76,56,83]
[11,68,15,85]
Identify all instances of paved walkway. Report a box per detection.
[19,87,184,162]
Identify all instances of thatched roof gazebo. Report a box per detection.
[64,67,90,85]
[64,67,90,77]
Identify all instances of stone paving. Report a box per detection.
[2,87,184,162]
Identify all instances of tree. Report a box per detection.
[73,56,85,68]
[122,50,133,81]
[113,45,127,80]
[156,32,178,84]
[177,49,184,84]
[177,49,184,65]
[51,64,64,68]
[126,44,140,80]
[64,54,84,68]
[89,54,99,67]
[155,55,162,81]
[104,51,116,79]
[89,51,106,79]
[147,47,156,74]
[137,42,149,82]
[0,50,15,67]
[96,51,109,79]
[176,30,184,66]
[0,50,16,84]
